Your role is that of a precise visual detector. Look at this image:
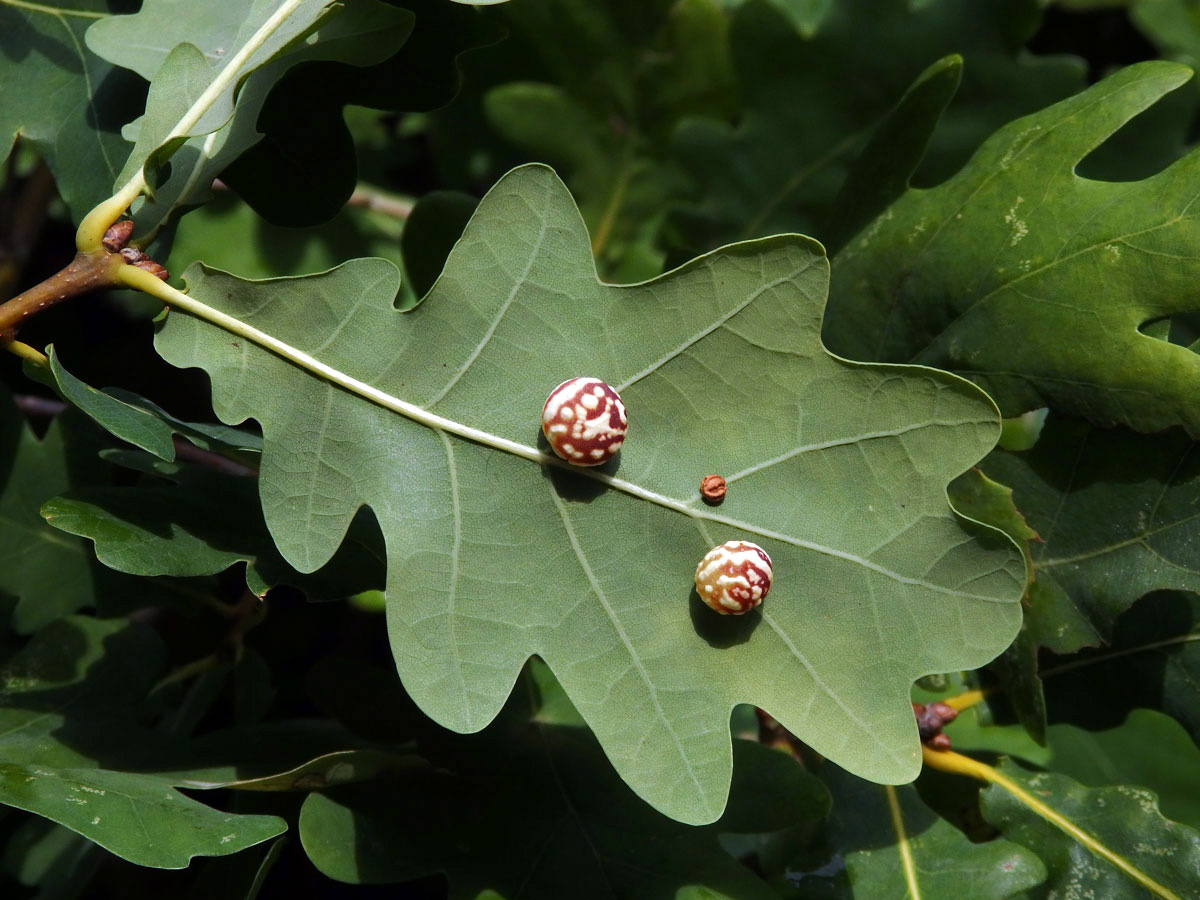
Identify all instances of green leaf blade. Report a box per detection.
[980,416,1200,647]
[0,394,101,633]
[87,0,412,237]
[982,760,1200,900]
[825,767,1047,899]
[153,164,1023,823]
[299,729,818,898]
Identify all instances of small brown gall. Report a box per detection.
[700,474,726,504]
[542,377,627,466]
[695,541,773,615]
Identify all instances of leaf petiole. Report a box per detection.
[1,338,48,366]
[884,784,923,900]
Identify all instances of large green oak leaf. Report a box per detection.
[152,164,1024,824]
[826,61,1200,435]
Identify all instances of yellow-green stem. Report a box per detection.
[2,339,48,366]
[942,688,986,712]
[884,784,922,899]
[0,0,105,18]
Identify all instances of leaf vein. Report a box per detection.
[549,488,711,816]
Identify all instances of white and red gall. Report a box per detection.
[541,377,628,466]
[694,541,773,615]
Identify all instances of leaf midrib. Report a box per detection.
[135,266,1011,603]
[550,490,713,819]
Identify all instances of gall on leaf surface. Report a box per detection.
[152,164,1024,824]
[826,61,1200,435]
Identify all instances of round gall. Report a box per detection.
[695,541,773,615]
[542,377,627,466]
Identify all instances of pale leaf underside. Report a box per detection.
[154,164,1024,824]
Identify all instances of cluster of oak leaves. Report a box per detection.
[2,1,1200,899]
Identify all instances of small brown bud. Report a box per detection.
[927,733,952,751]
[914,701,960,746]
[700,474,726,504]
[119,246,144,264]
[102,220,135,252]
[133,260,168,281]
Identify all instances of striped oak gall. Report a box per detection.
[695,541,773,614]
[541,377,627,466]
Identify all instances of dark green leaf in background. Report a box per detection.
[0,616,286,867]
[671,0,1084,253]
[823,765,1046,900]
[164,181,408,284]
[980,416,1200,648]
[0,390,106,633]
[948,466,1046,740]
[300,728,825,899]
[85,0,413,238]
[1042,709,1200,832]
[28,345,262,462]
[399,189,478,298]
[223,0,504,226]
[826,62,1200,435]
[981,760,1200,899]
[479,0,736,279]
[1,818,104,900]
[1040,590,1200,744]
[0,1,145,221]
[821,54,963,256]
[42,461,385,601]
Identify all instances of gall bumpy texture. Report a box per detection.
[695,541,773,614]
[541,377,628,466]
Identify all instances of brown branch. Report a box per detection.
[13,393,68,418]
[0,160,56,300]
[347,185,414,219]
[14,393,257,477]
[0,214,169,340]
[0,250,124,339]
[172,439,258,477]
